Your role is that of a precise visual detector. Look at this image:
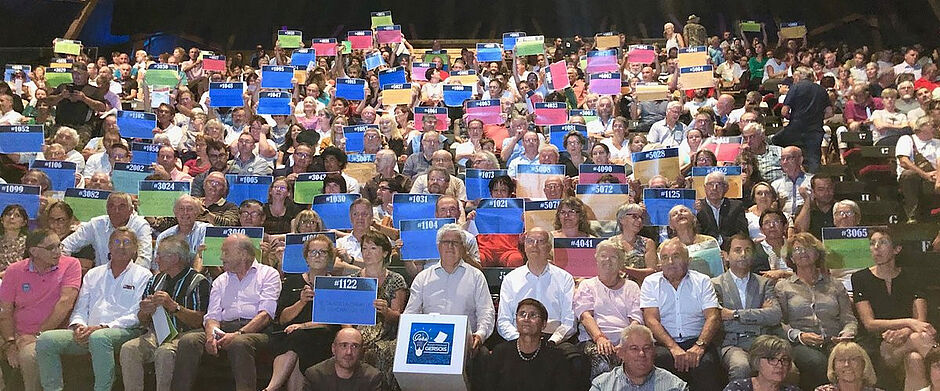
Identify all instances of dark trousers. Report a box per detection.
[772,126,825,173]
[172,320,269,391]
[654,340,724,391]
[790,343,830,391]
[899,169,938,221]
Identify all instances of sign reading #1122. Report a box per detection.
[313,276,378,325]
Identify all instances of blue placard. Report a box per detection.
[516,163,565,176]
[31,160,76,192]
[679,65,715,74]
[4,65,31,83]
[782,22,803,28]
[678,46,707,54]
[0,184,40,219]
[588,49,618,58]
[465,169,508,200]
[313,276,378,325]
[116,111,156,140]
[392,193,441,229]
[0,125,44,153]
[290,48,316,68]
[365,52,384,71]
[399,218,455,261]
[335,78,366,101]
[348,153,376,163]
[343,124,376,153]
[577,183,631,195]
[311,194,360,230]
[643,188,696,226]
[475,198,525,234]
[568,109,596,119]
[548,124,588,151]
[443,85,474,107]
[524,199,561,212]
[502,32,526,51]
[209,82,245,108]
[632,147,680,163]
[282,232,337,274]
[690,166,743,177]
[406,322,456,365]
[476,43,504,62]
[260,65,294,89]
[465,99,499,109]
[130,142,160,165]
[111,162,154,195]
[257,92,292,115]
[225,175,272,206]
[378,67,406,88]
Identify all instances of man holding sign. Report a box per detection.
[174,234,281,391]
[45,65,108,127]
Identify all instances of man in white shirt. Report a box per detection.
[682,89,717,116]
[506,131,541,177]
[0,94,24,125]
[640,237,722,390]
[83,132,129,179]
[36,227,152,391]
[62,192,153,269]
[771,146,813,219]
[896,117,940,223]
[154,195,209,271]
[586,96,615,137]
[894,48,923,80]
[646,101,686,147]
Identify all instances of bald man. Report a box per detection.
[304,328,382,390]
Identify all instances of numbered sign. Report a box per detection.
[740,21,762,33]
[678,65,715,91]
[4,65,32,83]
[0,184,40,219]
[311,38,338,57]
[116,111,157,140]
[400,218,455,261]
[554,237,604,277]
[257,91,292,115]
[335,78,366,101]
[627,45,656,65]
[290,48,316,69]
[49,58,73,69]
[202,227,264,267]
[209,82,244,108]
[293,172,327,204]
[514,35,544,56]
[202,54,226,72]
[632,148,680,184]
[365,51,384,71]
[348,30,374,50]
[312,194,360,230]
[779,22,806,39]
[549,124,589,152]
[393,193,441,229]
[502,32,526,51]
[579,164,627,184]
[568,109,598,124]
[343,124,378,153]
[413,107,449,131]
[524,199,560,231]
[144,63,180,88]
[226,175,273,206]
[371,10,394,29]
[822,226,884,270]
[464,99,502,125]
[691,166,743,199]
[31,160,76,192]
[465,169,508,200]
[594,32,620,49]
[577,184,631,221]
[345,154,377,187]
[589,72,621,95]
[377,25,402,44]
[378,67,407,88]
[635,82,669,102]
[515,164,565,199]
[313,276,378,325]
[0,125,44,153]
[475,198,525,234]
[261,65,294,89]
[130,143,159,166]
[547,60,570,91]
[442,85,473,107]
[45,68,73,88]
[138,181,191,217]
[449,69,478,86]
[277,30,303,49]
[643,188,696,226]
[411,62,433,82]
[534,102,568,126]
[112,162,154,195]
[64,188,110,222]
[586,49,618,73]
[678,46,708,69]
[53,38,81,55]
[282,232,336,274]
[381,83,412,106]
[476,43,503,63]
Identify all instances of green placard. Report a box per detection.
[45,71,73,88]
[293,179,324,204]
[64,196,107,222]
[740,22,761,33]
[138,190,188,217]
[341,41,352,54]
[824,238,874,269]
[515,37,545,57]
[54,39,81,56]
[145,69,180,88]
[371,12,393,29]
[277,32,303,49]
[202,236,263,267]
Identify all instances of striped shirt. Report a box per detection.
[143,268,210,332]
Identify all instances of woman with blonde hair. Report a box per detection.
[815,342,882,391]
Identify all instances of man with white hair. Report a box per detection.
[646,101,686,147]
[361,149,413,205]
[587,95,615,136]
[589,324,688,390]
[62,192,153,268]
[507,131,541,178]
[740,123,784,183]
[695,171,748,246]
[154,195,210,268]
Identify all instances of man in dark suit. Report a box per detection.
[696,170,749,246]
[711,233,782,380]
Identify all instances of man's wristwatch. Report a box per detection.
[732,310,741,320]
[234,330,245,335]
[694,340,707,347]
[172,304,182,314]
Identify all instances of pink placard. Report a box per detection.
[311,41,337,57]
[465,105,503,125]
[203,57,225,72]
[588,73,621,95]
[413,108,448,131]
[627,47,656,64]
[377,27,402,44]
[347,32,373,50]
[586,53,618,73]
[548,60,570,91]
[534,106,567,126]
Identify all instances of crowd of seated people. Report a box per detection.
[0,10,940,391]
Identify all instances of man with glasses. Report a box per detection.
[409,151,467,200]
[195,172,240,227]
[640,238,722,390]
[403,130,443,178]
[0,229,82,391]
[152,103,184,149]
[590,324,687,390]
[190,139,231,197]
[696,171,748,246]
[62,192,153,268]
[304,328,382,390]
[712,234,782,380]
[154,195,209,269]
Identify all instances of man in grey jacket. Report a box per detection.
[711,233,782,380]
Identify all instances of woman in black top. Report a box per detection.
[851,226,936,390]
[263,176,305,234]
[262,234,340,391]
[485,298,573,391]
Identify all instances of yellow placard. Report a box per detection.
[344,163,376,186]
[780,25,807,39]
[450,74,478,86]
[678,67,715,91]
[293,70,307,85]
[515,164,565,199]
[381,88,412,106]
[577,193,630,221]
[49,60,72,69]
[594,35,620,49]
[635,83,669,102]
[678,48,708,69]
[53,39,81,56]
[632,150,680,185]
